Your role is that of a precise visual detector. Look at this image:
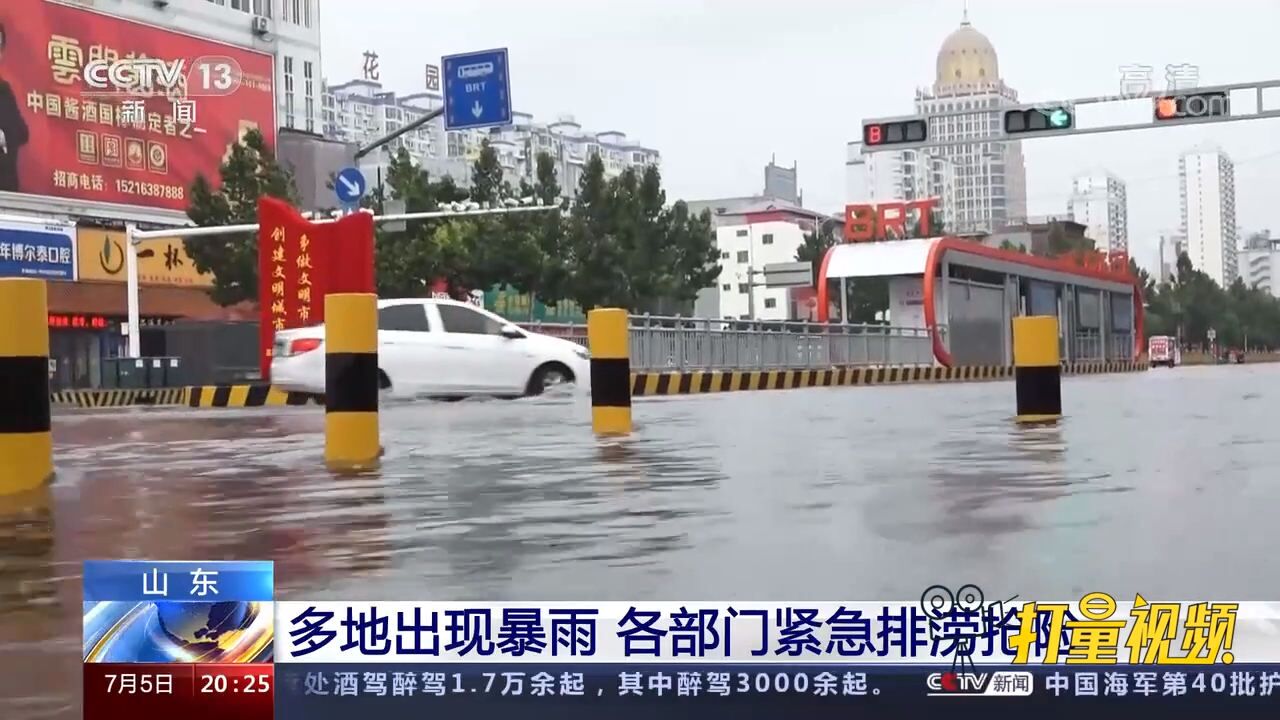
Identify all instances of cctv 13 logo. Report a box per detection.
[926,671,1035,697]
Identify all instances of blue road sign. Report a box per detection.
[335,166,367,204]
[443,48,512,131]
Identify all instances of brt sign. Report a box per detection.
[844,198,940,243]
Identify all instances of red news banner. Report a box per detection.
[257,197,375,378]
[84,663,274,720]
[0,0,275,210]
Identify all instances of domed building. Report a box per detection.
[916,13,1028,232]
[846,12,1028,236]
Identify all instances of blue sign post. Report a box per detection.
[442,48,512,131]
[335,166,367,207]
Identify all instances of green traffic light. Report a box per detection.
[1048,108,1071,128]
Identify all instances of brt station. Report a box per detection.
[816,235,1143,368]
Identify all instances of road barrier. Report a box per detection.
[0,279,54,496]
[47,360,1149,409]
[587,308,633,436]
[1014,316,1063,424]
[323,293,381,472]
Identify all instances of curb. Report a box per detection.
[49,361,1149,408]
[632,361,1148,396]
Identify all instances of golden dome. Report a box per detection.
[935,17,999,87]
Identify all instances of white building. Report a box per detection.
[1067,172,1129,253]
[848,14,1028,234]
[706,219,810,321]
[1179,146,1238,287]
[1238,231,1279,297]
[846,145,956,228]
[1158,232,1187,285]
[323,79,659,199]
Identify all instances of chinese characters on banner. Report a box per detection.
[0,0,275,210]
[257,197,375,378]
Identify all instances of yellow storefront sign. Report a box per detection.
[76,228,214,287]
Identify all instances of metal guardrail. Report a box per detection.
[1072,331,1135,363]
[521,315,938,371]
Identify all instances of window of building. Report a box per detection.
[736,250,749,263]
[736,229,748,237]
[304,0,312,27]
[721,283,732,291]
[738,283,748,294]
[764,298,777,309]
[305,97,314,132]
[304,61,314,99]
[230,0,250,11]
[437,304,503,335]
[720,251,730,259]
[761,233,774,245]
[378,303,431,332]
[252,0,271,16]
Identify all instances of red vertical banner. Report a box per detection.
[257,198,375,379]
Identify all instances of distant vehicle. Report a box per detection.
[270,298,591,399]
[1148,335,1179,367]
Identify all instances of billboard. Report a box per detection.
[75,227,213,287]
[0,216,76,280]
[0,0,276,212]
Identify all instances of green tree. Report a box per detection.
[185,128,298,306]
[371,148,469,297]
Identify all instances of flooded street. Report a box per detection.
[3,363,1280,718]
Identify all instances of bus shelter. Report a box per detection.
[816,237,1144,367]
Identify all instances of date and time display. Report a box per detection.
[84,664,274,720]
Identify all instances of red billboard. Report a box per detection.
[258,197,374,378]
[0,0,276,211]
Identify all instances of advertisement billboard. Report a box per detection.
[0,216,76,280]
[76,227,213,287]
[0,0,276,212]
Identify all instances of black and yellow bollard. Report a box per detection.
[588,308,632,436]
[1013,315,1062,423]
[0,278,54,494]
[324,293,380,471]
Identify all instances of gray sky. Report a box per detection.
[321,0,1280,271]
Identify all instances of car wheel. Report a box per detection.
[526,362,574,396]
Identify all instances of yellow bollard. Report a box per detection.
[588,308,632,436]
[1013,315,1062,423]
[0,279,54,494]
[324,293,380,471]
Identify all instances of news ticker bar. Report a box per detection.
[83,664,1280,720]
[859,78,1280,152]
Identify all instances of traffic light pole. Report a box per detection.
[860,78,1280,153]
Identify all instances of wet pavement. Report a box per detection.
[3,363,1280,718]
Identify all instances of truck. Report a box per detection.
[1148,335,1180,367]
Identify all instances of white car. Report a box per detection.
[270,298,591,398]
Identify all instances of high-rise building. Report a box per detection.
[1067,172,1129,252]
[322,80,659,199]
[846,14,1027,233]
[1179,146,1238,287]
[1158,232,1187,285]
[1238,230,1279,298]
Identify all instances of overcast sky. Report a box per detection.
[320,0,1280,271]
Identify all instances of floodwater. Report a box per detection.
[3,363,1279,718]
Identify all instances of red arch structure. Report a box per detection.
[816,236,1144,367]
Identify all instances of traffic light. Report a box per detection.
[1153,91,1230,122]
[862,119,927,147]
[1003,107,1074,135]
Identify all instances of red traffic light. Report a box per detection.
[862,119,927,147]
[1153,92,1229,122]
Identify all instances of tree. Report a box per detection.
[185,128,298,306]
[371,148,469,297]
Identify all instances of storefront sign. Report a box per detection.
[47,313,174,329]
[0,218,77,280]
[1,0,276,211]
[257,197,375,377]
[844,198,940,242]
[75,228,213,287]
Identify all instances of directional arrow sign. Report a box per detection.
[443,47,512,131]
[335,166,366,205]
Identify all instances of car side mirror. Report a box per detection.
[500,324,524,339]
